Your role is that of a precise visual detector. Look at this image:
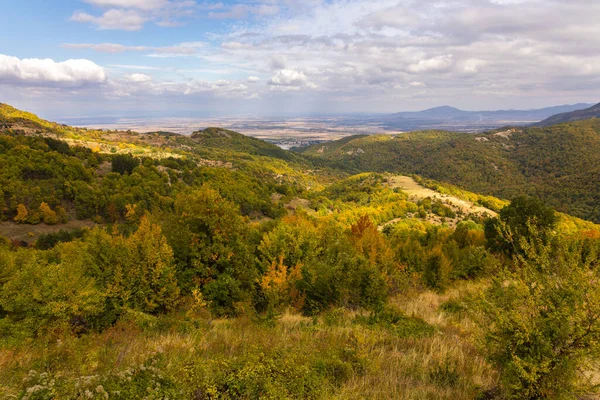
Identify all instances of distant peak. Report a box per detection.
[426,105,462,111]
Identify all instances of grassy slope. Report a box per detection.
[0,281,493,399]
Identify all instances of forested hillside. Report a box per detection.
[2,105,600,399]
[301,119,600,223]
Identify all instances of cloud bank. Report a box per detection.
[0,55,107,87]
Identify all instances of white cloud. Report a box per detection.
[0,54,107,87]
[207,3,279,19]
[270,55,287,71]
[71,9,149,31]
[459,59,487,75]
[82,0,168,10]
[124,73,152,82]
[18,0,600,114]
[71,0,196,30]
[407,55,454,74]
[268,69,317,91]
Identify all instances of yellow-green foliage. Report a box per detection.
[62,217,180,316]
[4,104,600,399]
[302,119,600,223]
[0,248,104,338]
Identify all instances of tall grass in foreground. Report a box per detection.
[0,281,494,399]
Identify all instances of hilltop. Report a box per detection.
[190,127,303,162]
[536,102,600,126]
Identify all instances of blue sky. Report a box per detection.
[1,0,599,119]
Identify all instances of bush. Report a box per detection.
[423,248,451,291]
[0,249,104,338]
[477,232,600,399]
[112,154,140,175]
[36,229,86,250]
[355,307,435,338]
[485,196,558,255]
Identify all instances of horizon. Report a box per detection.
[3,101,596,123]
[1,1,600,119]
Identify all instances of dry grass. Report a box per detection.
[332,280,495,399]
[0,282,496,399]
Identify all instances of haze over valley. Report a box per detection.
[57,103,594,149]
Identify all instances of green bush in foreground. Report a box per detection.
[478,232,600,399]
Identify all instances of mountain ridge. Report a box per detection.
[387,103,593,121]
[536,102,600,126]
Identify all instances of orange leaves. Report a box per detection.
[260,256,304,311]
[351,215,376,238]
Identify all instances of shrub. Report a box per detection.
[477,232,600,399]
[355,307,435,338]
[485,196,558,255]
[423,248,451,291]
[0,249,104,338]
[39,202,58,225]
[36,228,86,250]
[111,154,139,175]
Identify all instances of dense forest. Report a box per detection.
[301,119,600,223]
[2,104,600,399]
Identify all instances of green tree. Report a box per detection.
[485,196,558,255]
[39,202,58,225]
[13,203,28,223]
[169,187,255,316]
[422,247,451,291]
[124,216,180,314]
[59,218,180,320]
[112,154,140,175]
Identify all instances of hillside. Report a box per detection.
[536,102,600,126]
[301,119,600,223]
[191,127,304,162]
[0,105,344,233]
[3,104,600,399]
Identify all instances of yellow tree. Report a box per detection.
[13,204,28,223]
[125,216,180,314]
[39,202,58,225]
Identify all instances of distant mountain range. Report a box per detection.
[380,103,593,132]
[535,102,600,126]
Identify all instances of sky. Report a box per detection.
[0,0,599,119]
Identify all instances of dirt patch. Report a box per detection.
[284,198,316,215]
[383,175,497,228]
[493,128,519,139]
[96,161,113,177]
[0,220,99,244]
